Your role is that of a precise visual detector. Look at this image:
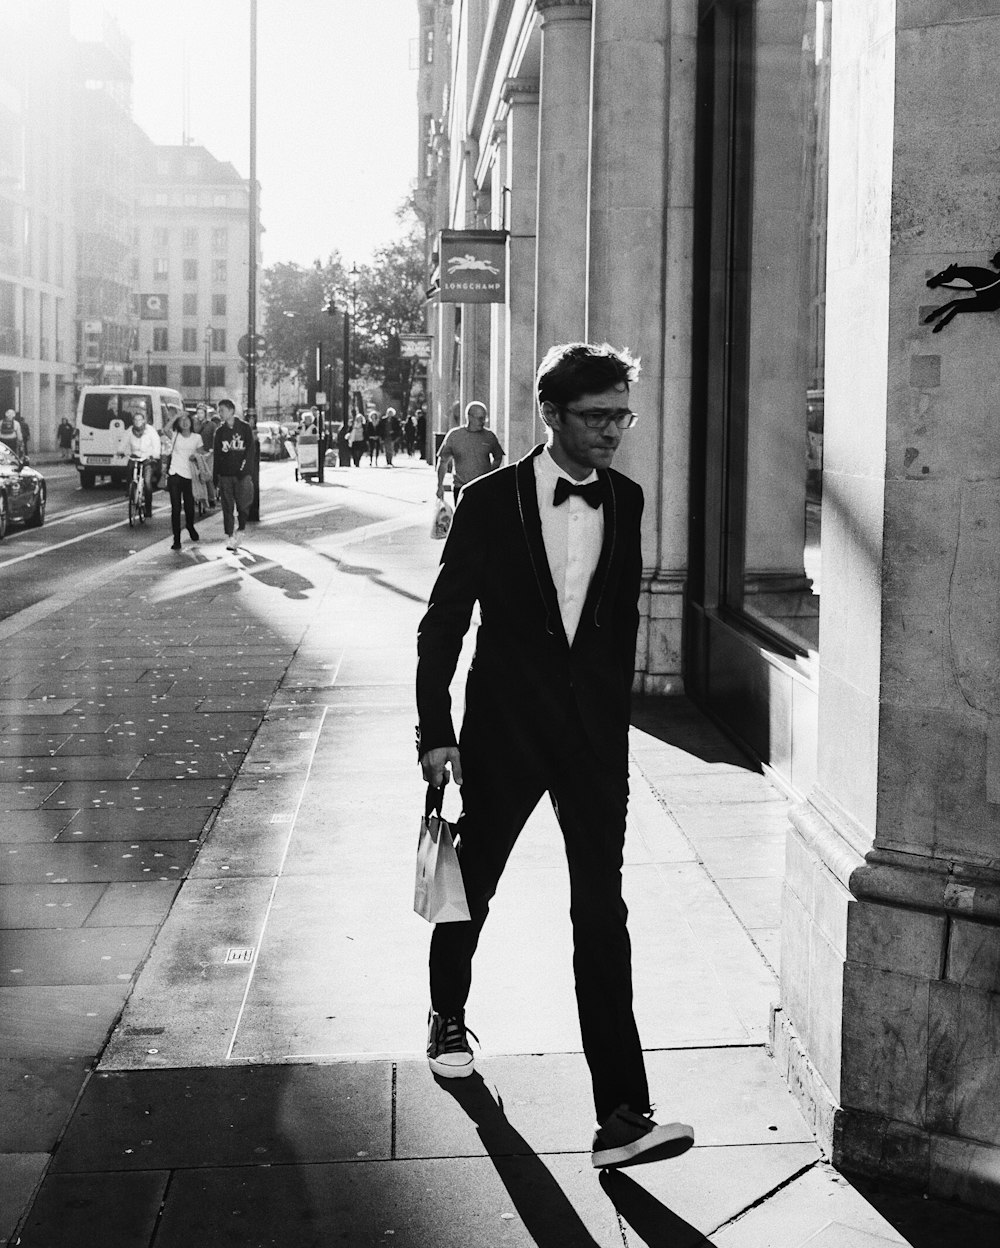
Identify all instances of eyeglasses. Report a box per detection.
[556,405,639,431]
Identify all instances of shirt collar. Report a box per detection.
[537,445,597,487]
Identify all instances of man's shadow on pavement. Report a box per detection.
[436,1073,714,1248]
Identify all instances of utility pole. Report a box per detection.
[247,0,260,519]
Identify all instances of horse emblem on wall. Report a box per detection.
[924,251,1000,332]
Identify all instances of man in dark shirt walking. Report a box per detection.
[212,399,253,552]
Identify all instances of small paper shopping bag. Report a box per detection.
[414,784,470,923]
[430,498,453,541]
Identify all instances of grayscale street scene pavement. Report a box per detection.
[1,455,993,1246]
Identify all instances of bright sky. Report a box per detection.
[71,0,420,268]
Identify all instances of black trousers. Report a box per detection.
[167,473,196,540]
[429,709,650,1123]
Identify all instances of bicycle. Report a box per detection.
[127,456,150,528]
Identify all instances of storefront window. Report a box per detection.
[738,1,829,653]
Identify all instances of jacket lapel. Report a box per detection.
[578,470,617,636]
[514,447,567,646]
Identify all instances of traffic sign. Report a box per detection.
[238,333,266,361]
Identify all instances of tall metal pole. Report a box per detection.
[247,0,261,518]
[341,308,349,432]
[247,0,258,420]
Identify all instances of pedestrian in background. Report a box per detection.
[166,412,202,550]
[404,413,416,457]
[15,414,30,457]
[378,407,402,467]
[416,407,427,460]
[212,398,253,553]
[435,401,504,500]
[0,409,24,457]
[58,418,74,459]
[366,410,381,465]
[417,341,695,1171]
[349,412,366,466]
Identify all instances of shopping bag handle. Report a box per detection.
[424,779,448,819]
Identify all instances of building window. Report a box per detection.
[148,364,168,385]
[183,258,198,281]
[184,159,201,178]
[212,293,227,317]
[184,192,198,207]
[181,365,202,387]
[154,192,168,206]
[152,327,168,351]
[212,260,227,283]
[156,157,170,176]
[183,228,198,250]
[153,227,169,248]
[212,227,228,253]
[153,257,168,280]
[213,193,227,208]
[206,364,226,388]
[211,327,226,352]
[182,292,198,316]
[182,327,199,352]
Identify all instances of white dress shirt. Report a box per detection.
[534,447,604,646]
[129,427,162,460]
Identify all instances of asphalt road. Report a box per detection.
[0,454,434,625]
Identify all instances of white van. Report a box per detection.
[75,386,184,488]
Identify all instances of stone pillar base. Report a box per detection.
[635,573,684,695]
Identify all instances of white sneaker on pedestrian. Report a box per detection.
[426,1010,477,1078]
[232,530,242,553]
[591,1105,694,1169]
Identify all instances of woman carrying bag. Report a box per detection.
[166,412,203,550]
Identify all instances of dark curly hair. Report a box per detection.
[536,342,640,408]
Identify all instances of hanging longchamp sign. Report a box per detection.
[438,230,507,304]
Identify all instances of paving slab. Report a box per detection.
[710,1162,910,1247]
[0,985,126,1057]
[0,1053,93,1151]
[57,810,206,840]
[394,1048,811,1161]
[13,1168,170,1248]
[0,926,157,987]
[0,840,199,884]
[0,883,105,928]
[41,778,226,811]
[0,1153,49,1245]
[51,1063,391,1172]
[152,1155,626,1248]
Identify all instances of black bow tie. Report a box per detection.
[553,477,603,509]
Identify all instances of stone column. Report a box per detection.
[488,120,509,447]
[774,2,1000,1211]
[534,0,591,365]
[501,76,540,460]
[587,0,691,693]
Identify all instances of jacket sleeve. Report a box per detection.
[415,488,486,754]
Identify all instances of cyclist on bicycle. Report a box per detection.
[128,411,161,519]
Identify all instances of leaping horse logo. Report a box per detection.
[924,251,1000,332]
[447,253,500,276]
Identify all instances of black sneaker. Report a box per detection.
[427,1010,477,1078]
[170,541,181,551]
[591,1105,694,1169]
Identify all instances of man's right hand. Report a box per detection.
[420,746,463,788]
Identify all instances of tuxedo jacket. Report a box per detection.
[416,444,644,762]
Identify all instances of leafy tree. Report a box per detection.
[260,202,426,413]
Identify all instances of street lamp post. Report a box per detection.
[203,327,213,406]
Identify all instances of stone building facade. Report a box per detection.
[134,144,261,410]
[417,0,1000,1212]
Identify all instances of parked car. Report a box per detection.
[256,421,289,460]
[0,443,45,537]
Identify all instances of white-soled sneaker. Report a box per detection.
[591,1105,694,1169]
[427,1010,477,1079]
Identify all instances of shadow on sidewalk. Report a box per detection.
[436,1072,603,1247]
[437,1073,713,1247]
[599,1169,718,1247]
[630,694,759,773]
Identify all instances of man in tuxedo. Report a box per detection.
[416,342,694,1170]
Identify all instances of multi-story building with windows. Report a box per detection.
[134,143,261,408]
[73,15,138,391]
[0,7,77,449]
